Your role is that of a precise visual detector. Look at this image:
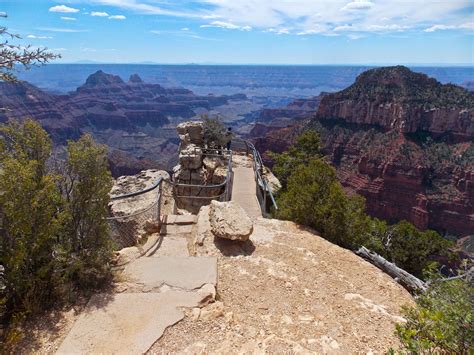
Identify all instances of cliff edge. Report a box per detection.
[150,208,414,353]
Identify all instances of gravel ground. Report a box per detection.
[149,218,414,354]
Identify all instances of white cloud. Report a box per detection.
[74,0,473,37]
[334,23,410,32]
[37,27,88,33]
[81,47,97,52]
[61,16,77,21]
[201,21,251,31]
[341,0,374,11]
[27,34,53,39]
[181,27,190,31]
[348,33,364,40]
[424,22,474,32]
[109,15,126,20]
[52,48,68,51]
[91,11,109,17]
[49,5,80,13]
[265,28,290,35]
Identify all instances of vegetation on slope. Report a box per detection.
[340,66,474,109]
[271,130,453,277]
[396,275,473,353]
[0,120,113,347]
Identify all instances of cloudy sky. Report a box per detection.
[2,0,473,64]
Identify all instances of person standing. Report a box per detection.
[226,127,233,151]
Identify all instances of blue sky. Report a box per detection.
[2,0,473,64]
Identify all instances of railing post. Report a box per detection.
[157,180,162,224]
[263,185,267,216]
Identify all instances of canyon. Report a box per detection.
[1,66,472,240]
[0,70,254,176]
[251,66,473,239]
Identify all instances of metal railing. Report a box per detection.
[232,138,278,217]
[107,177,164,249]
[173,147,234,203]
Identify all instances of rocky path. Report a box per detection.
[231,156,262,219]
[57,215,218,355]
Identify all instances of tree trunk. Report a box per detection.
[356,246,427,294]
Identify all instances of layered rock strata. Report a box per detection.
[251,66,474,238]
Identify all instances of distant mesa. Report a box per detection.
[84,70,125,86]
[129,74,144,84]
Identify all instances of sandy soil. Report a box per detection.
[149,217,414,354]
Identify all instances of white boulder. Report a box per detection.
[209,200,253,241]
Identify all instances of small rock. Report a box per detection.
[298,314,314,323]
[115,283,128,293]
[191,307,201,321]
[224,311,234,323]
[198,284,216,306]
[199,301,224,321]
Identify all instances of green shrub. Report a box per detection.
[202,115,229,149]
[62,134,114,289]
[269,130,322,188]
[276,158,369,250]
[272,130,454,276]
[0,120,113,333]
[396,277,473,353]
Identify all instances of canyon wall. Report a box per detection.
[251,66,474,237]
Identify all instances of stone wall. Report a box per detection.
[173,121,230,214]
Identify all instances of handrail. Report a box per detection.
[110,177,164,201]
[233,138,278,216]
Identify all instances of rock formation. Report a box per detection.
[252,66,474,239]
[209,200,253,241]
[0,71,248,175]
[316,66,473,140]
[108,169,173,248]
[173,121,229,213]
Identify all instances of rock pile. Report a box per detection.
[173,121,229,213]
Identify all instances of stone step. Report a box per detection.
[162,214,197,225]
[57,291,211,355]
[122,256,217,291]
[147,236,189,257]
[160,223,194,236]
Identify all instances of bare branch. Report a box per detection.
[0,13,60,82]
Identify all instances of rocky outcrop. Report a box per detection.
[315,66,474,141]
[209,201,253,241]
[108,169,173,248]
[173,121,229,213]
[168,215,415,354]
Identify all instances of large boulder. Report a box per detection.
[177,121,204,145]
[209,201,253,241]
